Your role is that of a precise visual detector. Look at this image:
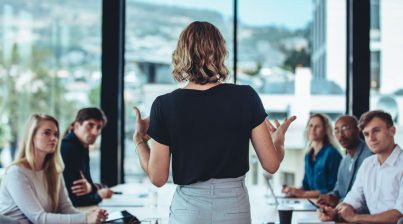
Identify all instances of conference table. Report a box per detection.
[80,182,330,224]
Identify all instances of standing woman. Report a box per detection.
[134,21,296,224]
[0,114,107,224]
[283,113,342,198]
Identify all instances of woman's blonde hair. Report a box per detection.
[305,113,340,151]
[172,21,229,84]
[12,114,64,212]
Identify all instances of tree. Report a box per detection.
[3,43,79,159]
[89,84,100,106]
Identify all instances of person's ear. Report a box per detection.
[389,126,396,136]
[74,121,80,130]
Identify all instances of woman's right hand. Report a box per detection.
[133,107,150,144]
[86,208,108,224]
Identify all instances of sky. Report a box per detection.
[133,0,313,29]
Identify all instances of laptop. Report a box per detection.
[265,181,317,211]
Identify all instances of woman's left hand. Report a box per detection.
[265,116,297,147]
[288,187,305,197]
[133,107,150,144]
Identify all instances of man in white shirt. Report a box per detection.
[318,110,403,223]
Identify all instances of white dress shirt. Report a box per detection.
[343,145,403,214]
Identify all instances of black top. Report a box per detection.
[61,131,102,206]
[148,84,267,185]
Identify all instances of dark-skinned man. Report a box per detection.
[317,115,372,207]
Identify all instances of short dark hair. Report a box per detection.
[74,107,107,125]
[358,110,394,131]
[64,107,107,136]
[335,115,359,129]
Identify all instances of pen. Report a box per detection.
[307,199,327,214]
[112,191,123,195]
[307,199,320,208]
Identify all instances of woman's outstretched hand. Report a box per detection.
[133,107,151,144]
[265,116,297,146]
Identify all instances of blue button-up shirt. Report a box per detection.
[303,144,342,194]
[330,139,373,200]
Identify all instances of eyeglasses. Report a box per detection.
[334,125,352,134]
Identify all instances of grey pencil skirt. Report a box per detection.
[168,175,251,224]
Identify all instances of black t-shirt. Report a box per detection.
[147,83,267,185]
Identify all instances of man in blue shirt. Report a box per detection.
[317,115,373,207]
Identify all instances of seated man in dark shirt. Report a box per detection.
[61,107,113,206]
[317,115,373,207]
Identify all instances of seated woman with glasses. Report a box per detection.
[283,113,342,198]
[0,114,108,224]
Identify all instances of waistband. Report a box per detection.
[180,175,246,189]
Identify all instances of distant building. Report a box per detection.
[311,0,403,95]
[311,0,346,89]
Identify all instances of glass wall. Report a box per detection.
[0,0,102,181]
[238,0,346,190]
[2,0,370,189]
[369,0,403,146]
[124,0,234,183]
[123,0,348,190]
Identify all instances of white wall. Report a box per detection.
[379,0,403,93]
[326,0,346,90]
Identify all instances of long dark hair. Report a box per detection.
[63,107,107,137]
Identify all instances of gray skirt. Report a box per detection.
[169,176,251,224]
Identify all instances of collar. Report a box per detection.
[350,139,365,160]
[371,144,401,167]
[382,144,401,166]
[310,143,332,159]
[64,131,88,151]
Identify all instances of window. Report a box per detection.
[281,171,295,187]
[124,0,233,183]
[239,0,346,188]
[370,0,381,41]
[370,51,381,90]
[370,0,381,30]
[0,1,102,181]
[370,0,403,147]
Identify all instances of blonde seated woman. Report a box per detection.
[0,114,108,224]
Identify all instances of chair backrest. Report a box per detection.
[0,215,18,224]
